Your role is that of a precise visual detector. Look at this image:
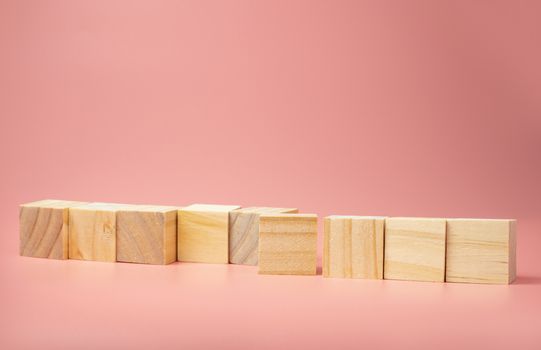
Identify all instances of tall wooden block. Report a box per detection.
[384,217,446,282]
[117,205,178,265]
[69,203,133,262]
[258,214,318,275]
[446,219,516,284]
[20,199,87,259]
[229,207,298,265]
[178,204,241,264]
[323,216,385,279]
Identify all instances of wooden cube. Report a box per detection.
[20,199,87,259]
[323,216,385,279]
[69,203,133,262]
[229,207,298,265]
[117,205,178,265]
[446,219,516,284]
[178,204,241,264]
[384,217,446,282]
[258,214,318,275]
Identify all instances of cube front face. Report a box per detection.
[178,205,240,264]
[384,218,446,282]
[117,209,177,265]
[69,208,117,262]
[323,216,384,279]
[258,214,317,275]
[446,219,516,284]
[229,207,298,265]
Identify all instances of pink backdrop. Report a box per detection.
[1,1,540,349]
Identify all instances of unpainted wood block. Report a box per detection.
[446,219,516,284]
[20,199,88,259]
[69,203,135,262]
[178,204,241,264]
[323,216,385,279]
[258,214,318,275]
[117,205,178,265]
[229,207,298,265]
[384,217,446,282]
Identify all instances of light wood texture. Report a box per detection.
[384,217,446,282]
[258,214,317,275]
[229,207,298,265]
[20,199,87,259]
[117,205,178,265]
[446,219,516,284]
[323,216,385,279]
[69,203,133,262]
[178,204,241,264]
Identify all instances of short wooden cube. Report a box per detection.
[178,204,241,264]
[117,205,178,265]
[446,219,516,284]
[323,216,385,279]
[69,203,133,262]
[258,214,318,275]
[384,217,446,282]
[229,207,298,265]
[20,199,87,259]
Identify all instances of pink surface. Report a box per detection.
[1,1,541,349]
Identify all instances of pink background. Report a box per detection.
[1,0,540,349]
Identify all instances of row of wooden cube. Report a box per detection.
[323,216,516,284]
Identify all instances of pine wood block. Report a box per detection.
[69,203,134,262]
[384,217,446,282]
[258,214,318,275]
[446,219,516,284]
[20,199,88,259]
[323,216,385,279]
[117,205,178,265]
[229,207,298,265]
[178,204,241,264]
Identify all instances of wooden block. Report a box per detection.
[69,203,134,262]
[258,214,318,275]
[20,199,87,259]
[229,207,298,265]
[323,216,385,279]
[117,205,178,265]
[384,217,446,282]
[178,204,241,264]
[446,219,516,284]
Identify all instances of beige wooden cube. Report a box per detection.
[229,207,298,265]
[178,204,240,264]
[69,203,134,262]
[258,214,318,275]
[323,216,385,279]
[20,199,87,259]
[446,219,516,284]
[384,217,446,282]
[117,205,178,265]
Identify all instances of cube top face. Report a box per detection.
[384,217,446,283]
[21,199,87,209]
[326,215,386,220]
[323,216,385,279]
[70,202,137,212]
[258,214,318,275]
[229,208,298,265]
[178,204,240,264]
[446,219,516,284]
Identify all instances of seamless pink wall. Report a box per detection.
[1,1,540,349]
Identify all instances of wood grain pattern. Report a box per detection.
[20,200,87,259]
[178,204,241,264]
[69,203,133,262]
[117,206,178,265]
[323,216,385,279]
[229,207,298,265]
[258,214,317,275]
[384,217,446,282]
[446,219,516,284]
